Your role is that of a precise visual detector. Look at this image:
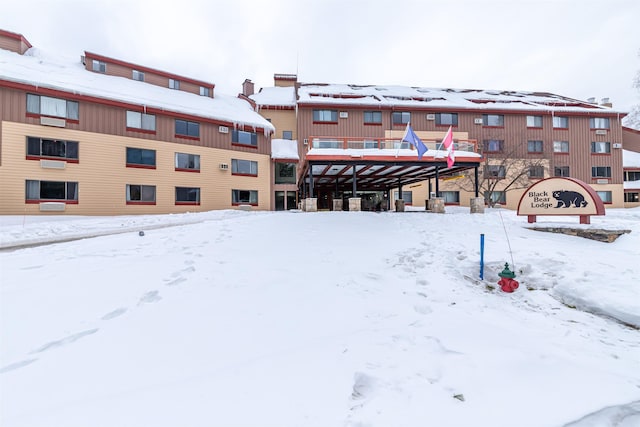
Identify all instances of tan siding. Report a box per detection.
[1,121,271,215]
[0,37,22,54]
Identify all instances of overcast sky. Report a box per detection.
[2,0,639,112]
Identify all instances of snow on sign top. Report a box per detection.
[0,47,275,131]
[294,83,625,114]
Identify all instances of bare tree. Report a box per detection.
[450,135,552,207]
[623,48,640,130]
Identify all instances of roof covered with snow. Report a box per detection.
[294,83,625,114]
[0,47,274,131]
[271,139,299,160]
[623,149,640,168]
[251,86,296,108]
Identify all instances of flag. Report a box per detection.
[401,123,428,160]
[441,126,455,168]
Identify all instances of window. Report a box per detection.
[553,141,569,153]
[26,94,79,120]
[527,140,543,153]
[625,171,640,181]
[126,184,156,204]
[92,60,106,73]
[393,191,413,204]
[485,165,506,178]
[526,115,543,128]
[232,129,257,146]
[596,191,612,204]
[591,142,611,154]
[175,187,200,204]
[26,136,78,161]
[175,119,200,138]
[275,163,296,184]
[200,86,210,97]
[485,191,506,205]
[482,114,504,127]
[528,165,545,178]
[441,191,460,204]
[436,113,458,126]
[555,166,570,177]
[364,111,382,124]
[126,111,156,131]
[313,109,338,123]
[553,116,568,128]
[26,180,78,202]
[625,192,639,203]
[231,159,258,176]
[592,166,611,178]
[126,147,156,168]
[232,189,258,205]
[392,111,411,125]
[132,70,145,81]
[175,153,200,171]
[483,139,504,152]
[589,117,610,129]
[275,191,297,211]
[282,131,293,140]
[169,79,180,90]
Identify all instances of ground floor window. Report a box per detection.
[393,191,413,204]
[232,189,258,205]
[275,191,297,211]
[441,191,460,204]
[175,187,200,205]
[484,191,506,205]
[624,192,639,203]
[126,184,156,204]
[26,180,78,202]
[597,191,612,204]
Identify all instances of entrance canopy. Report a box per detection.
[299,136,483,194]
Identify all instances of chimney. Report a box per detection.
[242,79,254,97]
[600,97,612,107]
[274,73,298,87]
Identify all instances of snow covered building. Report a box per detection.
[0,29,276,215]
[252,75,628,210]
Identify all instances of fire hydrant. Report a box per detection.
[498,263,519,293]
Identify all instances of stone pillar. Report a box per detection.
[348,197,362,211]
[304,197,317,212]
[470,197,485,214]
[395,199,405,212]
[333,199,344,211]
[431,197,445,213]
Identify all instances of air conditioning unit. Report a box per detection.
[219,163,229,170]
[613,143,622,149]
[40,159,66,169]
[596,179,608,184]
[339,111,348,119]
[474,118,483,125]
[426,114,435,120]
[595,129,607,135]
[219,126,229,134]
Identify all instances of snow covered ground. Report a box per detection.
[1,207,639,427]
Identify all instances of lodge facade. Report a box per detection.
[1,28,638,215]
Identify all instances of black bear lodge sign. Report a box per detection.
[517,177,605,224]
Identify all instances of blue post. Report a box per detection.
[480,234,485,280]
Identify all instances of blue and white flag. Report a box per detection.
[402,123,428,160]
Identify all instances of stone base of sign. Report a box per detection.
[470,197,485,214]
[348,198,361,211]
[333,199,343,211]
[430,198,445,213]
[530,227,631,243]
[395,199,405,212]
[303,198,317,212]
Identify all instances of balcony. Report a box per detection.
[307,137,478,153]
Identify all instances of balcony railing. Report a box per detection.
[308,137,478,153]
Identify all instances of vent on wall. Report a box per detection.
[41,117,66,128]
[219,163,229,170]
[339,112,348,119]
[426,114,435,120]
[303,138,309,145]
[474,118,483,125]
[40,202,65,212]
[595,129,607,135]
[219,126,229,134]
[40,159,66,169]
[613,143,622,149]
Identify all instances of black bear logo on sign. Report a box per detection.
[552,190,588,208]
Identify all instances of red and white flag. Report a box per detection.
[442,126,455,168]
